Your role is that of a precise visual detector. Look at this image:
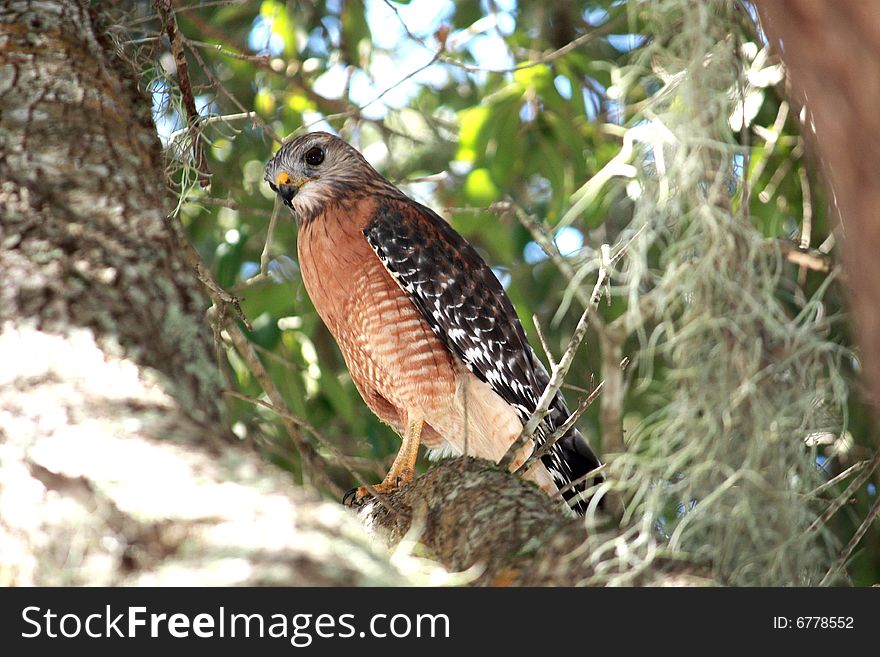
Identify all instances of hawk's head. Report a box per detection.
[265,132,396,223]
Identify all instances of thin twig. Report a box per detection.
[495,200,593,309]
[796,163,813,292]
[380,0,622,75]
[154,0,211,188]
[248,339,302,371]
[749,100,789,187]
[808,448,880,533]
[781,246,831,273]
[440,18,621,74]
[819,492,880,586]
[228,272,271,293]
[183,195,273,220]
[128,0,249,26]
[166,111,258,143]
[818,230,836,255]
[552,464,608,501]
[380,0,430,48]
[261,198,281,276]
[163,201,337,495]
[224,390,383,481]
[520,381,605,472]
[185,38,282,144]
[300,53,442,136]
[223,319,339,497]
[807,458,870,498]
[187,38,272,63]
[499,243,615,470]
[532,313,557,369]
[798,166,813,251]
[220,390,403,514]
[165,213,251,329]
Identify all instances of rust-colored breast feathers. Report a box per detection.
[296,197,457,436]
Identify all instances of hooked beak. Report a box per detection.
[272,171,299,206]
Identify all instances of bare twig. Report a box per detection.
[185,39,282,144]
[129,0,249,26]
[187,38,272,63]
[749,100,789,187]
[440,18,621,74]
[154,0,211,188]
[224,390,384,482]
[520,381,605,472]
[261,198,281,276]
[552,463,608,501]
[163,204,339,498]
[380,0,430,48]
[165,213,251,329]
[499,244,616,470]
[808,448,880,533]
[229,272,271,293]
[777,240,832,273]
[532,313,557,369]
[379,0,623,75]
[167,111,258,143]
[819,492,880,586]
[798,165,813,251]
[299,52,442,136]
[818,230,836,255]
[220,388,403,514]
[494,200,593,310]
[785,249,831,273]
[807,458,870,498]
[183,195,273,220]
[758,140,802,204]
[796,163,814,292]
[223,319,339,496]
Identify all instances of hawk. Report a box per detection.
[265,132,601,514]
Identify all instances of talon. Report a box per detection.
[342,487,361,507]
[342,475,415,508]
[344,487,369,506]
[342,485,373,507]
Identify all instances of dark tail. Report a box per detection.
[549,425,603,515]
[527,349,603,515]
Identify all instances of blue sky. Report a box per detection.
[249,0,519,119]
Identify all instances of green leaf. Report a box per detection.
[463,168,500,206]
[457,105,492,162]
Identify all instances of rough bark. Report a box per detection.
[755,0,880,417]
[0,0,220,422]
[363,457,707,586]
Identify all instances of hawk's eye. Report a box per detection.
[304,146,325,167]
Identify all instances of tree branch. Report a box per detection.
[363,457,706,586]
[154,0,211,188]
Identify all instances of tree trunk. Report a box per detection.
[755,0,880,418]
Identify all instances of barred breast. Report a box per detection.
[296,199,456,446]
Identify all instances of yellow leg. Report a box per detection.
[347,417,423,505]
